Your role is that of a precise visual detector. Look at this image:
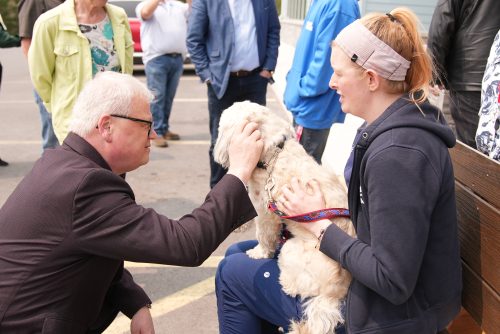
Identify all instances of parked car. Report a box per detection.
[109,0,143,65]
[108,0,193,69]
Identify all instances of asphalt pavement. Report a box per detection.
[0,48,282,333]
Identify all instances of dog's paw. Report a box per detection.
[246,244,273,259]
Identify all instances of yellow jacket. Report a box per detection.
[28,0,133,142]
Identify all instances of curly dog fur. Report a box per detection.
[214,101,356,334]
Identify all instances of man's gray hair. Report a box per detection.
[69,72,153,137]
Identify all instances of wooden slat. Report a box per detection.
[447,308,482,334]
[450,142,500,332]
[461,262,500,334]
[455,182,500,292]
[450,141,500,208]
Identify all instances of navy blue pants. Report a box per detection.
[215,240,346,334]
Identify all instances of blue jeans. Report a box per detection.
[34,90,59,150]
[145,54,184,136]
[216,240,346,334]
[208,73,268,188]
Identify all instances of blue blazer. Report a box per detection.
[187,0,280,99]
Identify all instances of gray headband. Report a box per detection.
[334,20,411,81]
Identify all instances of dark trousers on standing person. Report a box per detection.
[449,90,480,149]
[207,72,268,188]
[293,122,330,164]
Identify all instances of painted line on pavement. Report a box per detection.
[0,80,33,84]
[0,100,34,104]
[164,140,210,145]
[124,255,223,269]
[104,276,216,334]
[105,256,223,333]
[0,140,42,145]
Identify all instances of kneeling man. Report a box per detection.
[0,72,262,333]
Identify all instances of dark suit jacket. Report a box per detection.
[186,0,280,99]
[0,133,256,333]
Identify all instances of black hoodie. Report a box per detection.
[320,96,462,333]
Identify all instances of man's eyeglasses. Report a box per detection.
[110,114,153,137]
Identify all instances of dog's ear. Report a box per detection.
[213,101,270,168]
[259,109,295,152]
[213,121,232,168]
[213,128,233,169]
[213,105,239,168]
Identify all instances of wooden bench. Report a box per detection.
[447,141,500,334]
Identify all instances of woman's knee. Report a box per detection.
[216,252,252,297]
[224,240,258,257]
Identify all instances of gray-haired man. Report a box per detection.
[0,72,262,333]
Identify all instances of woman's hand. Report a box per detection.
[277,178,326,215]
[276,178,331,238]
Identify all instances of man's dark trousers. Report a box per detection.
[449,90,480,149]
[207,72,268,188]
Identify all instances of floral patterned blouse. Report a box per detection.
[79,15,121,77]
[476,29,500,161]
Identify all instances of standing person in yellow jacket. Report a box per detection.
[28,0,133,143]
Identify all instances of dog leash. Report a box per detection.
[259,138,350,222]
[257,139,286,170]
[268,200,350,223]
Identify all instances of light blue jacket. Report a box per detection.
[284,0,359,129]
[186,0,280,99]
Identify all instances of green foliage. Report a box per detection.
[0,0,19,34]
[276,0,281,15]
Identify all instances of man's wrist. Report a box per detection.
[227,169,250,189]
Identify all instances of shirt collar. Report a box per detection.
[62,132,112,171]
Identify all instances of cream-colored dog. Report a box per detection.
[214,101,356,334]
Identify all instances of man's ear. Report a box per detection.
[365,69,381,92]
[96,115,113,142]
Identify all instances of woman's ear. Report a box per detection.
[365,69,381,92]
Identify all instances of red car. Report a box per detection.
[109,0,143,64]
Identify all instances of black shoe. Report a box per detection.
[0,158,8,167]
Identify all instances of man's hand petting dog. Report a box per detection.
[227,121,264,185]
[278,178,332,238]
